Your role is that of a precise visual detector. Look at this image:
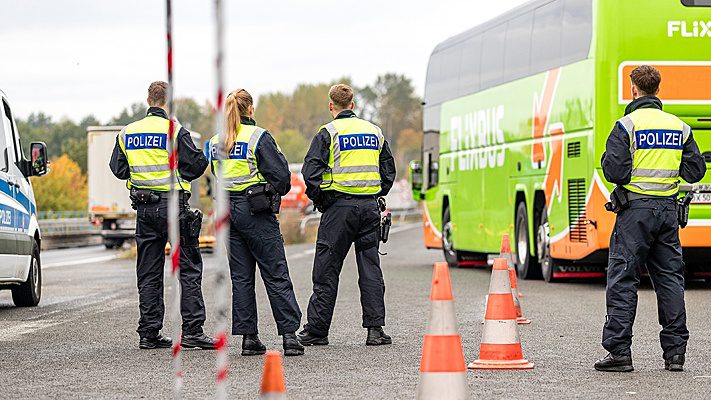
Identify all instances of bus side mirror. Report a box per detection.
[409,160,423,200]
[30,142,48,176]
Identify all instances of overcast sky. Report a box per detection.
[0,0,529,122]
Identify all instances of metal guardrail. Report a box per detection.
[38,211,90,220]
[39,218,99,236]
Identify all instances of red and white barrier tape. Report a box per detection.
[213,0,231,398]
[165,0,183,398]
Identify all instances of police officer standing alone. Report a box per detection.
[298,84,396,346]
[110,81,216,350]
[595,66,705,372]
[207,89,304,357]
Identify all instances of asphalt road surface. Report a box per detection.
[2,225,711,399]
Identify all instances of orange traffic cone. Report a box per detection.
[468,258,534,370]
[500,234,523,298]
[416,262,470,400]
[260,351,287,399]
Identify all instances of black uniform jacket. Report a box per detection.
[301,110,397,202]
[601,96,706,187]
[109,107,208,187]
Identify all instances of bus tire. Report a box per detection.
[12,240,41,307]
[515,202,541,280]
[537,207,558,282]
[442,207,459,268]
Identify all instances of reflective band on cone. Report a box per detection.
[468,258,534,370]
[416,262,470,400]
[260,351,287,399]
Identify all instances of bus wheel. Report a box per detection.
[536,208,557,282]
[515,202,541,280]
[442,207,459,268]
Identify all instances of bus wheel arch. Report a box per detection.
[515,194,542,280]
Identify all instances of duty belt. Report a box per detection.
[626,192,674,202]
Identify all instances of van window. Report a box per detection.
[681,0,711,6]
[0,105,11,171]
[2,100,18,163]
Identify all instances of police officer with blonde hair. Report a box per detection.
[110,81,216,350]
[298,84,396,346]
[206,89,304,357]
[595,66,705,372]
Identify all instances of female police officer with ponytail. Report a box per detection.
[207,89,304,356]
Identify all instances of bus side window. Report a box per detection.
[531,0,564,73]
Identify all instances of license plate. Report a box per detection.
[691,192,711,204]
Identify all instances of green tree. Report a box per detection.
[31,154,87,211]
[109,103,146,125]
[274,129,307,164]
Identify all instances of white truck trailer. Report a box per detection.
[87,126,135,249]
[87,126,204,249]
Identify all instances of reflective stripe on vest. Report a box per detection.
[618,108,690,197]
[320,117,383,195]
[118,115,189,192]
[208,125,266,191]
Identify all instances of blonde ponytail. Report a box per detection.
[224,89,253,152]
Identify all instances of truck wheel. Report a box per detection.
[537,207,558,282]
[442,207,460,268]
[515,202,541,280]
[12,241,41,307]
[104,238,124,249]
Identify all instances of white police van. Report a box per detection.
[0,89,49,307]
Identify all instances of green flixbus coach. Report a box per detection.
[410,0,711,282]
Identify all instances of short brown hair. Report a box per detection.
[329,84,354,110]
[147,81,169,107]
[630,66,661,96]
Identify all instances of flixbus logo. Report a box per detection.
[668,21,711,37]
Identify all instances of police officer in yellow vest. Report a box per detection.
[298,84,396,346]
[110,81,216,350]
[206,89,304,357]
[595,66,705,372]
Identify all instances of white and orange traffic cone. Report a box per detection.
[468,258,534,370]
[500,234,523,298]
[416,262,470,400]
[260,351,287,399]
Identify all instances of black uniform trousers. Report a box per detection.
[228,195,301,336]
[602,198,689,360]
[304,196,385,337]
[135,199,206,338]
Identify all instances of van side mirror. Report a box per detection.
[30,142,48,176]
[409,160,423,200]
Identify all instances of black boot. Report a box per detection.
[283,332,305,356]
[594,353,633,372]
[366,327,392,346]
[297,329,329,346]
[139,334,172,349]
[665,354,685,372]
[182,333,217,350]
[242,334,266,356]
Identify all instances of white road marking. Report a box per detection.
[290,248,315,260]
[43,254,120,269]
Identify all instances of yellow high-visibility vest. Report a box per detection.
[617,108,691,196]
[119,115,189,192]
[320,117,384,195]
[208,125,267,191]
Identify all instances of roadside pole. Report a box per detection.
[212,0,231,398]
[165,0,183,398]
